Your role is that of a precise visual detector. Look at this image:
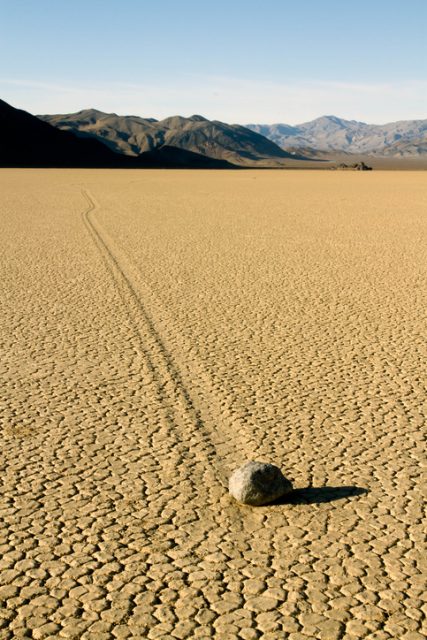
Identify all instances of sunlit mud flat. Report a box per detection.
[1,169,425,639]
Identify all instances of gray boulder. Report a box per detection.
[229,461,293,506]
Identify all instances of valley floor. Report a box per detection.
[1,169,426,639]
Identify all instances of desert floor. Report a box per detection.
[1,169,425,640]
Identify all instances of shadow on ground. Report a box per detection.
[273,486,368,505]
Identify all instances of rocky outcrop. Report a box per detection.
[336,162,372,171]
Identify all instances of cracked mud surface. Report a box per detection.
[1,169,426,639]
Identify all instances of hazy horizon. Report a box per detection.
[2,77,427,127]
[1,0,426,125]
[3,93,427,128]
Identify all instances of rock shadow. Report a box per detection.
[273,485,368,505]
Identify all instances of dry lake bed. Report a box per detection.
[1,169,426,639]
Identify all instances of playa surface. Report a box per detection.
[1,169,425,639]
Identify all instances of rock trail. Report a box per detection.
[81,187,261,483]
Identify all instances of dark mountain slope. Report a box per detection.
[0,99,235,168]
[0,98,123,167]
[133,145,236,168]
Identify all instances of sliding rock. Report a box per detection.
[229,461,293,506]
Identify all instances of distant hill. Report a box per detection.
[0,99,235,169]
[39,110,298,166]
[376,135,427,157]
[247,115,427,156]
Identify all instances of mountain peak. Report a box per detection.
[320,115,367,126]
[158,115,192,128]
[300,115,364,130]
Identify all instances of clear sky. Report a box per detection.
[1,0,426,123]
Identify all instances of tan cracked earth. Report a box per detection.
[0,169,426,640]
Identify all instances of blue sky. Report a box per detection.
[1,0,426,123]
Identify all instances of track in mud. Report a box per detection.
[81,188,260,483]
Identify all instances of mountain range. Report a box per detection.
[0,99,235,169]
[40,109,427,160]
[2,98,426,169]
[246,115,427,156]
[38,110,296,166]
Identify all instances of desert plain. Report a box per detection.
[1,169,426,639]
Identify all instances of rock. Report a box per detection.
[335,161,372,171]
[229,461,293,506]
[355,161,372,171]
